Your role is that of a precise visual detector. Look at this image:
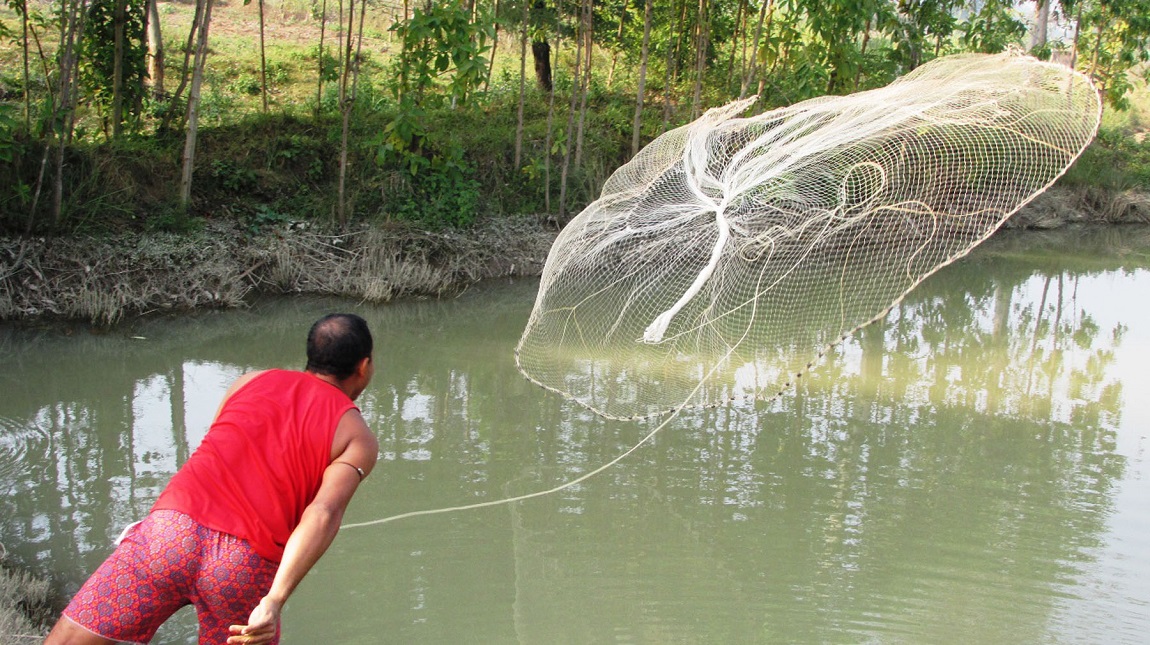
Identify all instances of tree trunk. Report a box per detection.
[606,0,627,88]
[483,0,500,93]
[544,34,557,213]
[853,16,871,90]
[179,0,215,209]
[724,0,746,90]
[337,0,357,226]
[574,0,591,167]
[631,0,653,156]
[161,0,204,132]
[145,0,164,97]
[259,0,268,112]
[1031,0,1050,51]
[559,9,584,222]
[662,0,687,131]
[755,1,776,99]
[690,0,709,119]
[514,0,528,168]
[21,0,32,129]
[316,0,327,116]
[112,0,127,137]
[1089,12,1104,78]
[532,39,552,91]
[1070,5,1082,69]
[336,0,367,226]
[740,0,769,98]
[49,0,89,225]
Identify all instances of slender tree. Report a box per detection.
[48,0,90,225]
[558,1,583,221]
[663,0,688,131]
[336,0,367,226]
[160,0,204,132]
[724,0,747,90]
[1031,0,1051,51]
[483,0,501,93]
[740,0,770,98]
[112,0,127,136]
[515,0,529,168]
[178,0,216,209]
[606,0,628,88]
[690,0,710,119]
[573,0,591,167]
[259,0,268,112]
[631,0,653,155]
[544,2,559,213]
[337,0,356,225]
[19,0,32,129]
[315,0,327,117]
[145,0,163,97]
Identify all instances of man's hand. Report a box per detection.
[226,596,282,644]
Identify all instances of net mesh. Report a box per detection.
[515,53,1101,420]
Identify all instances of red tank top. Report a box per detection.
[153,369,357,562]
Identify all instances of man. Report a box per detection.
[45,313,380,645]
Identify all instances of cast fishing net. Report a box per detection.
[515,52,1101,421]
[344,52,1100,529]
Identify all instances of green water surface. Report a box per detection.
[2,226,1148,644]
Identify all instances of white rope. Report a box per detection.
[341,408,681,529]
[642,205,731,343]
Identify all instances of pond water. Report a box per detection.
[2,226,1149,644]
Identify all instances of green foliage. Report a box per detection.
[389,0,492,108]
[245,203,290,233]
[1,0,1148,234]
[78,0,149,133]
[958,0,1026,53]
[0,102,33,222]
[0,101,19,163]
[271,132,327,180]
[1070,0,1150,110]
[376,110,481,228]
[209,159,257,193]
[886,0,959,69]
[388,151,481,229]
[315,45,341,83]
[141,204,205,233]
[1064,127,1150,191]
[374,0,496,227]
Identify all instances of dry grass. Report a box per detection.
[0,543,53,643]
[1008,185,1150,229]
[0,216,558,324]
[249,217,557,299]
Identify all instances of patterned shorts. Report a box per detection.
[64,509,279,645]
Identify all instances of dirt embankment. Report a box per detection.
[0,216,559,325]
[1006,185,1150,229]
[2,186,1149,326]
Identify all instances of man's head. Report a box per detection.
[306,313,374,388]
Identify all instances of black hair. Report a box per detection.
[305,313,373,380]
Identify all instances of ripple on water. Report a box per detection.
[0,416,51,486]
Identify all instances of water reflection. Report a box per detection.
[1,226,1148,643]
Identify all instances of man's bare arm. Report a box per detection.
[226,409,378,645]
